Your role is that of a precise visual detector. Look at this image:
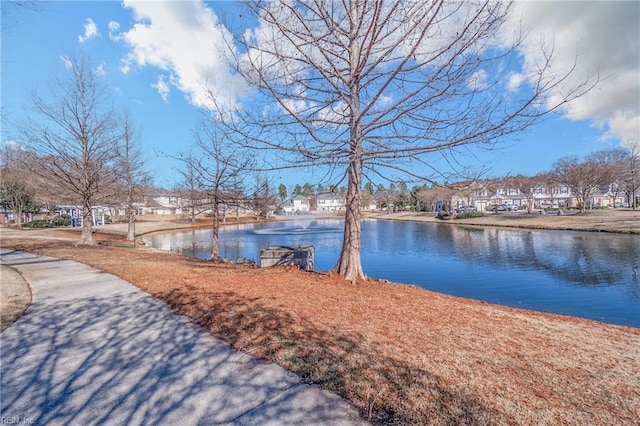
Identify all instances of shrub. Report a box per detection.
[436,210,450,219]
[24,219,52,228]
[51,214,71,227]
[455,211,485,220]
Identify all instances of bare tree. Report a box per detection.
[375,183,397,213]
[505,174,539,214]
[0,145,36,228]
[217,0,594,281]
[116,112,152,241]
[553,152,620,213]
[175,155,207,223]
[190,118,253,260]
[0,168,36,228]
[415,186,437,212]
[21,55,120,245]
[250,173,276,220]
[483,177,507,214]
[538,171,563,209]
[623,141,639,209]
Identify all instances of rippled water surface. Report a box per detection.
[144,219,640,327]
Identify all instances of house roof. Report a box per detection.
[316,192,345,201]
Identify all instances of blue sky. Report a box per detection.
[2,1,639,190]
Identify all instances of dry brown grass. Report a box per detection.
[0,265,32,332]
[2,230,638,425]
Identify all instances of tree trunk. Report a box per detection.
[333,158,365,283]
[14,208,23,229]
[126,207,135,241]
[211,196,220,260]
[333,3,366,284]
[78,199,95,245]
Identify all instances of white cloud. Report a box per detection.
[152,75,170,103]
[113,1,246,111]
[78,18,99,43]
[108,20,120,40]
[507,73,525,92]
[507,2,640,146]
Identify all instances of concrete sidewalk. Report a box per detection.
[0,249,367,425]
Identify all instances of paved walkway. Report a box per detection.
[0,249,367,425]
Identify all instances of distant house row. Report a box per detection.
[280,193,377,214]
[442,182,629,212]
[0,195,203,226]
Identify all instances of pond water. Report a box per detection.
[144,219,640,327]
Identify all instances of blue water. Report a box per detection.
[144,219,640,327]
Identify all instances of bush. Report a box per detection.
[436,210,450,219]
[51,214,71,227]
[455,211,485,220]
[24,219,52,229]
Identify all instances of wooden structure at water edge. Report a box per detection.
[260,245,314,271]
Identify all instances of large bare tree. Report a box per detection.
[218,0,594,281]
[21,55,120,245]
[553,150,623,213]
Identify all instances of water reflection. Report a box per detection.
[144,219,640,327]
[436,225,639,287]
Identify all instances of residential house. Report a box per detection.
[281,195,311,214]
[315,192,346,211]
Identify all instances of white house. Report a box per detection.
[281,195,311,214]
[151,195,184,215]
[315,192,346,211]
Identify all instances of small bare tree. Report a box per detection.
[217,0,594,281]
[190,118,253,260]
[250,173,276,220]
[505,174,540,214]
[538,172,562,209]
[0,146,36,228]
[0,169,36,228]
[21,55,120,245]
[175,155,208,223]
[623,141,639,209]
[116,112,152,241]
